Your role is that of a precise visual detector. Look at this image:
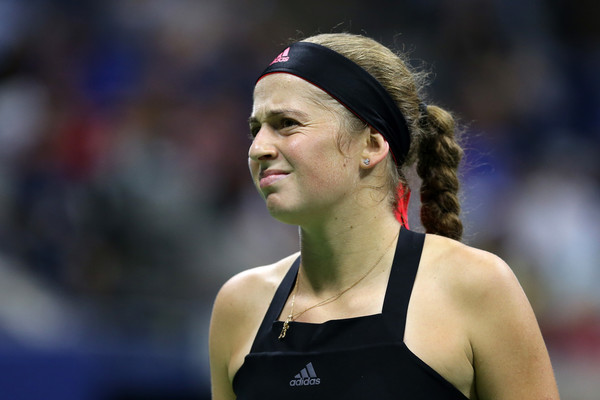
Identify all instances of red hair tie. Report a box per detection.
[394,185,410,228]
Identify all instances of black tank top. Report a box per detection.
[233,228,469,399]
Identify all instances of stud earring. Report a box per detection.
[363,158,370,166]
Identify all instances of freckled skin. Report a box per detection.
[248,74,364,226]
[210,72,560,400]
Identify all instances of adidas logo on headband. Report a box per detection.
[270,47,290,65]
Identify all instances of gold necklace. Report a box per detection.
[278,230,399,340]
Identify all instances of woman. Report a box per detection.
[209,33,559,399]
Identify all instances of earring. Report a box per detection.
[363,158,370,166]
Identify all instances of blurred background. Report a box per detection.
[0,0,598,398]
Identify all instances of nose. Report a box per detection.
[248,125,278,162]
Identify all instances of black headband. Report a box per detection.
[257,42,411,165]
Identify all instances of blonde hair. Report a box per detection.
[302,33,464,241]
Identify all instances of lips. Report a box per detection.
[259,169,289,188]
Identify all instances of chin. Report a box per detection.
[264,199,304,226]
[267,203,325,228]
[266,206,300,226]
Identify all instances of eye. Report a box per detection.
[279,118,299,130]
[248,124,260,139]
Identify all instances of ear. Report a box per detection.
[359,127,389,169]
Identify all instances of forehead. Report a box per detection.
[252,73,334,117]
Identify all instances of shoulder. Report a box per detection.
[420,234,531,348]
[425,233,534,326]
[209,252,299,358]
[422,234,559,399]
[209,252,300,393]
[211,251,300,331]
[422,234,517,304]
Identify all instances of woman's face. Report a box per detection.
[249,74,365,225]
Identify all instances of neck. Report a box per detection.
[298,207,401,294]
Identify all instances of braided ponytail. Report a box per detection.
[417,105,463,240]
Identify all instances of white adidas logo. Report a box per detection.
[289,362,321,387]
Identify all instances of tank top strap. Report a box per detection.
[250,256,300,353]
[381,228,426,340]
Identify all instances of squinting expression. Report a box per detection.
[248,74,363,225]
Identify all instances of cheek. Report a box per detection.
[290,140,353,188]
[248,158,260,181]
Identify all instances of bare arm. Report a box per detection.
[208,257,294,400]
[209,280,240,400]
[464,253,559,399]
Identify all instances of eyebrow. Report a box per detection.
[248,109,309,125]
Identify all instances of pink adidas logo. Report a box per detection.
[270,47,290,65]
